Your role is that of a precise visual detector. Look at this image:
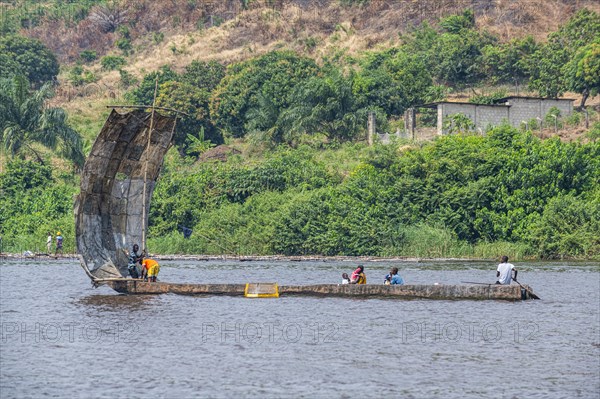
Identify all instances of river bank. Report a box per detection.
[3,252,599,263]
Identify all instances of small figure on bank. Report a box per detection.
[341,273,350,284]
[384,267,404,285]
[350,265,366,284]
[496,255,517,285]
[46,232,52,255]
[127,244,143,279]
[55,232,63,257]
[141,257,160,282]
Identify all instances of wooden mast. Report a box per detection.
[141,78,159,254]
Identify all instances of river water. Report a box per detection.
[0,259,598,398]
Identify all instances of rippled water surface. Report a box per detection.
[1,259,599,398]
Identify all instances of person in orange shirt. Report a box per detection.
[141,257,160,282]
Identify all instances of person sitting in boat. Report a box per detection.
[141,257,160,282]
[126,244,143,279]
[384,267,404,285]
[496,255,517,285]
[350,265,366,284]
[341,273,350,284]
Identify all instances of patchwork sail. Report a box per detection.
[74,109,175,279]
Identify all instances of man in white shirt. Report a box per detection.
[496,255,517,285]
[46,232,52,254]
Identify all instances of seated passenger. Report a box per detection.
[496,255,517,285]
[384,267,404,285]
[350,265,366,284]
[341,273,350,284]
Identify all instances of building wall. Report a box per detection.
[436,98,573,135]
[438,103,509,135]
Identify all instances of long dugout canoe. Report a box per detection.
[104,280,537,300]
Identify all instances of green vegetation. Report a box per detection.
[0,35,59,86]
[527,9,600,106]
[68,65,97,86]
[0,159,77,254]
[0,75,84,168]
[143,127,599,259]
[100,55,127,71]
[1,7,599,260]
[0,0,97,35]
[79,50,97,63]
[210,51,320,138]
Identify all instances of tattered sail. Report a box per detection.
[74,109,175,279]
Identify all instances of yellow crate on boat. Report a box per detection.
[244,283,279,298]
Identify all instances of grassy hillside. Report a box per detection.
[27,0,594,146]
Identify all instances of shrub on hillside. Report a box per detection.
[100,55,127,71]
[79,50,97,63]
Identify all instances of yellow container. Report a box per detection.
[244,283,279,298]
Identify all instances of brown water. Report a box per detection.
[1,259,599,398]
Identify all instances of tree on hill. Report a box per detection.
[353,49,433,117]
[0,75,84,169]
[128,65,179,105]
[279,69,365,143]
[155,80,222,154]
[210,51,320,138]
[482,36,539,87]
[527,9,600,101]
[0,35,59,87]
[400,11,494,89]
[181,60,226,92]
[563,41,600,108]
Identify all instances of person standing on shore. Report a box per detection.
[55,232,63,257]
[46,232,52,255]
[496,255,517,285]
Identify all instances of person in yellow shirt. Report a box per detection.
[141,258,160,282]
[350,265,366,284]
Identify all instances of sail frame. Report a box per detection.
[74,109,176,279]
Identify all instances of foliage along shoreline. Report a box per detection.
[1,7,599,261]
[2,125,598,261]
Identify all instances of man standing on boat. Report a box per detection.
[496,255,517,285]
[126,244,143,278]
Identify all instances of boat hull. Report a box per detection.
[105,280,535,300]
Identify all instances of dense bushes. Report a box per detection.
[0,160,77,253]
[2,123,598,259]
[144,127,600,259]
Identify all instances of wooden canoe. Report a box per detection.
[101,279,537,300]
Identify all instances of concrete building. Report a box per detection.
[408,96,574,136]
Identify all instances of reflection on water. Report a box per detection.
[1,259,599,398]
[77,294,158,312]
